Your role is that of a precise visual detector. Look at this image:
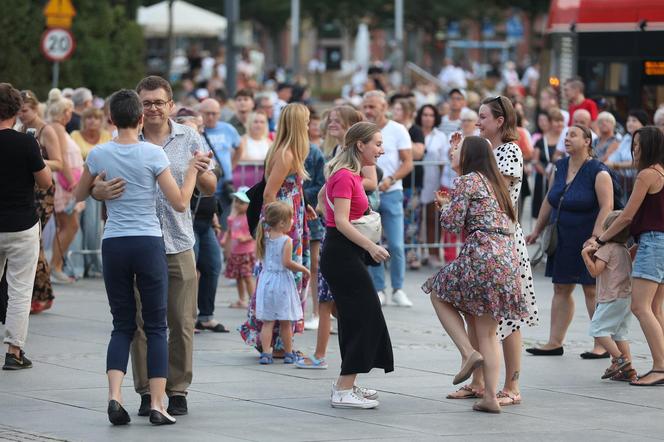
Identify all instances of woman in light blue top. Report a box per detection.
[75,90,198,426]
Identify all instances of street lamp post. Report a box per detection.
[291,0,300,76]
[225,0,239,96]
[395,0,404,77]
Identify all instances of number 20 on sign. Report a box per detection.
[40,28,76,62]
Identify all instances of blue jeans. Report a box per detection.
[369,190,405,291]
[102,236,168,379]
[193,219,222,322]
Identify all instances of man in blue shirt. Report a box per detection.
[199,98,242,229]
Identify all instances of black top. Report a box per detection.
[65,112,80,133]
[0,129,46,232]
[402,124,425,189]
[191,191,218,223]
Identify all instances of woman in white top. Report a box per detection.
[241,111,271,162]
[415,104,449,266]
[237,111,271,187]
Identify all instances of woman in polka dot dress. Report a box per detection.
[447,96,538,406]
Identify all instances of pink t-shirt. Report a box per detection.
[227,214,256,255]
[325,168,369,228]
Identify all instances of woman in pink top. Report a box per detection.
[224,190,256,309]
[320,122,393,410]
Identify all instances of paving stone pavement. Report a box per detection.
[0,265,663,441]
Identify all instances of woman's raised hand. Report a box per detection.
[433,189,450,210]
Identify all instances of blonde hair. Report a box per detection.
[247,111,269,140]
[597,111,616,127]
[321,105,364,157]
[46,88,73,123]
[602,210,631,244]
[265,103,310,179]
[326,122,380,178]
[255,201,293,259]
[80,107,104,131]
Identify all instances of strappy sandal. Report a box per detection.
[496,390,521,406]
[258,353,273,365]
[295,355,328,369]
[630,370,664,386]
[446,385,483,399]
[611,368,637,382]
[601,355,631,379]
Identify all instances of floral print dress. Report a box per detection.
[239,173,310,351]
[422,172,529,323]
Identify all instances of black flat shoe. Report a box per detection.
[580,351,610,359]
[195,321,230,333]
[138,394,151,416]
[108,400,131,425]
[149,409,176,425]
[525,346,564,356]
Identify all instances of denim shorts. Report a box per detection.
[633,231,664,283]
[589,298,632,341]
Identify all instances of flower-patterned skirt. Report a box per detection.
[422,230,529,323]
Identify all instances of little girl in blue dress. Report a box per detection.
[255,201,310,364]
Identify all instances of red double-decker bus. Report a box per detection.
[546,0,664,119]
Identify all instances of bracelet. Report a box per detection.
[596,237,606,246]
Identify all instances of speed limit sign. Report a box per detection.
[40,28,76,62]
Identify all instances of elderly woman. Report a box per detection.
[526,125,614,358]
[595,111,621,162]
[70,108,112,277]
[459,108,480,138]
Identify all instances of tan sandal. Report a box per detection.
[453,351,484,385]
[446,385,483,399]
[496,390,521,406]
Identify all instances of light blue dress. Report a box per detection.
[255,235,303,321]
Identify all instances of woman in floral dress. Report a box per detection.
[423,136,529,414]
[239,104,311,355]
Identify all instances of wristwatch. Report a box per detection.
[595,237,606,246]
[386,176,395,184]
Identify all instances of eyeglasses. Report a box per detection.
[142,100,170,109]
[489,96,507,117]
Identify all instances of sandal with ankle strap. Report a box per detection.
[446,385,483,399]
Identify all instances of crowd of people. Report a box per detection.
[1,58,664,425]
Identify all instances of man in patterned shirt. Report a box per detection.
[92,76,216,417]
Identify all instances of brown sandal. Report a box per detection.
[496,390,521,406]
[446,385,483,399]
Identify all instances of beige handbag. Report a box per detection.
[326,189,382,244]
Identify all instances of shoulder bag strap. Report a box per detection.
[553,159,589,225]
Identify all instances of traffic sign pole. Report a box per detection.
[52,62,60,89]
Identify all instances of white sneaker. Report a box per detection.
[377,290,386,306]
[331,386,379,409]
[353,385,378,400]
[304,316,319,330]
[391,289,413,307]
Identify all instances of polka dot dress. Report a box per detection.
[494,142,539,339]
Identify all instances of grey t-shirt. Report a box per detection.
[140,121,209,254]
[87,141,169,240]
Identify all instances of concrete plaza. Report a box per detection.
[0,265,662,441]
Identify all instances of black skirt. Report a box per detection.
[320,227,394,375]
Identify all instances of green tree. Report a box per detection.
[0,1,51,98]
[0,0,145,98]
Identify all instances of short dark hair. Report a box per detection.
[415,104,441,128]
[276,83,292,92]
[109,89,143,129]
[0,83,23,120]
[234,88,254,100]
[136,76,173,101]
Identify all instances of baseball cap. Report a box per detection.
[232,186,250,203]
